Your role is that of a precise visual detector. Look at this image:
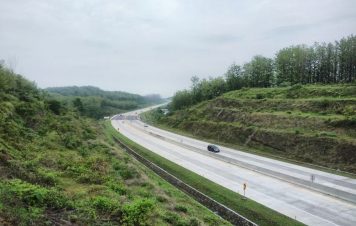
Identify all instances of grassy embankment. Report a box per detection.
[105,121,303,226]
[0,66,229,225]
[143,84,356,174]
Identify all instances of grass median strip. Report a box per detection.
[104,120,304,226]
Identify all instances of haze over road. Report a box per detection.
[111,106,356,226]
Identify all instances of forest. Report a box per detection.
[171,34,356,110]
[46,86,162,119]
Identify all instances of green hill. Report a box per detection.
[144,84,356,173]
[0,66,229,225]
[46,86,162,119]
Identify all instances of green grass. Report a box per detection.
[141,116,356,179]
[0,118,230,225]
[104,120,304,226]
[148,84,356,173]
[0,66,229,225]
[223,84,356,99]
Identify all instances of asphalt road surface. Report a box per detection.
[111,106,356,226]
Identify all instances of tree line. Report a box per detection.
[171,34,356,110]
[46,86,163,119]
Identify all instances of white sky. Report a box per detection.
[1,0,355,97]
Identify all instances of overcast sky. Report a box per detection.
[1,0,355,97]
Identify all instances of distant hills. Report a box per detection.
[46,86,163,119]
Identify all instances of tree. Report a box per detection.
[199,77,227,100]
[73,98,84,113]
[170,90,193,110]
[170,34,356,111]
[225,63,244,91]
[47,99,62,115]
[243,55,274,87]
[275,45,309,85]
[338,35,356,83]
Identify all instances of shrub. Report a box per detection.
[156,195,168,203]
[278,82,291,87]
[121,198,155,225]
[46,99,62,115]
[189,218,201,226]
[286,84,303,98]
[163,211,180,224]
[116,165,138,180]
[77,172,106,184]
[317,99,331,109]
[290,84,303,90]
[36,169,58,186]
[87,156,109,175]
[0,179,70,209]
[174,205,188,213]
[163,211,193,225]
[106,180,127,195]
[255,93,265,99]
[91,196,120,212]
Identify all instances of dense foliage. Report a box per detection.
[0,65,228,225]
[46,86,162,119]
[171,34,356,110]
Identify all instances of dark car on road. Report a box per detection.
[207,144,220,153]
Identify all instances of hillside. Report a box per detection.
[144,84,356,173]
[46,86,162,119]
[0,66,229,225]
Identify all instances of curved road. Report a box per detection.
[111,106,356,226]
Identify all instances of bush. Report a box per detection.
[106,180,127,195]
[46,99,62,115]
[77,172,106,184]
[121,198,155,225]
[156,195,168,203]
[278,82,291,87]
[317,99,331,109]
[36,169,58,186]
[163,211,180,224]
[91,196,120,212]
[163,211,193,226]
[255,93,265,99]
[174,205,188,213]
[189,218,201,226]
[116,165,138,180]
[286,84,303,98]
[0,179,70,209]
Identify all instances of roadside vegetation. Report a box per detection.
[46,86,162,119]
[0,65,229,225]
[144,84,356,173]
[105,121,303,226]
[170,34,356,111]
[148,34,356,174]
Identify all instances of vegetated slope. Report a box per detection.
[0,66,229,225]
[150,84,356,173]
[46,86,162,119]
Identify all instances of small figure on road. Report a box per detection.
[243,182,247,198]
[310,174,315,183]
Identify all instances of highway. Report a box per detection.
[111,106,356,226]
